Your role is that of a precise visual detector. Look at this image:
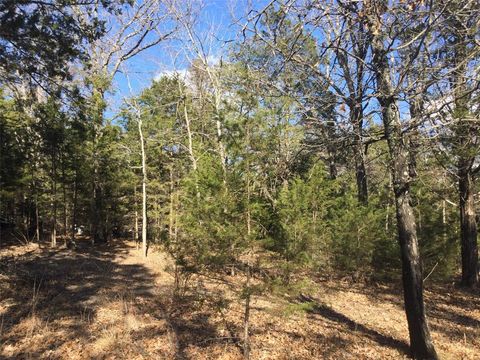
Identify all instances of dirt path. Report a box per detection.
[0,239,178,359]
[1,239,479,359]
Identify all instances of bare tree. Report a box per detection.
[132,101,148,258]
[420,0,480,288]
[74,0,176,244]
[363,1,438,358]
[242,1,446,357]
[240,1,376,203]
[444,1,479,288]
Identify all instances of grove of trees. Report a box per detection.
[0,1,479,359]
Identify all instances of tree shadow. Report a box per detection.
[0,238,161,358]
[320,279,480,342]
[148,285,242,359]
[297,294,411,356]
[1,237,231,359]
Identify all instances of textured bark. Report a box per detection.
[169,169,175,241]
[352,108,368,204]
[336,30,369,203]
[458,169,479,287]
[451,17,479,287]
[35,199,40,242]
[369,22,438,360]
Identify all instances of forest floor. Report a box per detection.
[0,238,479,360]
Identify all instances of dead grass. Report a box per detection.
[1,238,479,359]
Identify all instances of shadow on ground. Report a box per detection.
[2,239,479,359]
[0,238,223,359]
[0,240,137,356]
[295,293,411,357]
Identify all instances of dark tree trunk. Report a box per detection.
[35,200,40,242]
[326,118,338,180]
[51,152,57,247]
[395,189,437,359]
[71,167,78,244]
[328,156,337,180]
[354,151,368,204]
[62,155,67,237]
[352,107,368,204]
[451,16,479,288]
[370,28,438,360]
[335,18,369,204]
[91,87,106,245]
[458,169,478,287]
[386,99,437,360]
[92,184,106,243]
[243,265,251,359]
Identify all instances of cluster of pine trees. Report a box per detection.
[0,1,479,359]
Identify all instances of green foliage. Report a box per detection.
[412,162,460,280]
[276,165,332,266]
[0,2,471,299]
[274,163,400,280]
[0,0,128,86]
[178,153,244,269]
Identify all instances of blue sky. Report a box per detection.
[105,0,252,119]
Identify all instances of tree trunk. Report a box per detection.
[51,152,57,247]
[243,265,251,359]
[183,93,197,172]
[62,156,68,238]
[352,108,368,204]
[451,19,479,288]
[71,169,77,244]
[325,118,338,180]
[336,33,369,204]
[138,119,148,258]
[442,199,447,243]
[169,168,175,241]
[458,169,478,287]
[134,185,139,248]
[243,125,252,359]
[34,168,40,242]
[181,91,201,199]
[370,29,438,360]
[91,87,106,245]
[35,199,40,242]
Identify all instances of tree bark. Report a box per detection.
[352,107,368,204]
[450,17,479,288]
[458,168,478,287]
[62,155,68,238]
[335,21,369,204]
[71,168,77,244]
[325,118,338,180]
[51,151,57,247]
[370,27,438,360]
[35,198,40,242]
[91,86,106,245]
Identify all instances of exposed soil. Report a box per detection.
[1,238,479,359]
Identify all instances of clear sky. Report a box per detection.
[105,0,252,119]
